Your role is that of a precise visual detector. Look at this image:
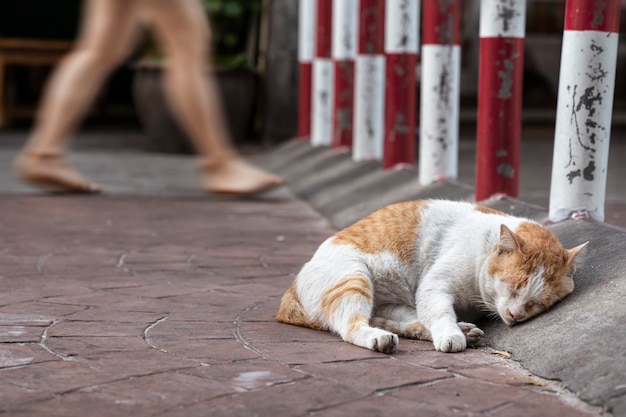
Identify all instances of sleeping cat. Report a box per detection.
[276,199,588,353]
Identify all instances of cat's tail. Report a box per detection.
[276,280,324,330]
[370,317,432,341]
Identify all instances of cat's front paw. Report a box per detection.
[370,332,398,354]
[432,329,467,353]
[457,322,485,347]
[351,327,399,354]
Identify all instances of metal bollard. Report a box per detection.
[383,0,420,169]
[331,0,358,149]
[475,0,526,200]
[298,0,316,139]
[419,0,462,185]
[549,0,622,222]
[311,0,333,147]
[353,0,386,161]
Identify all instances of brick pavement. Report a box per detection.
[0,192,605,416]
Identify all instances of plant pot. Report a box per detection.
[132,61,257,154]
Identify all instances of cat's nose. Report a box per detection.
[505,308,526,322]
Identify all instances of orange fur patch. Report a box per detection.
[331,200,427,264]
[487,221,575,304]
[320,274,373,318]
[276,280,325,330]
[347,313,370,342]
[371,317,431,340]
[474,205,507,216]
[515,222,572,297]
[403,321,432,340]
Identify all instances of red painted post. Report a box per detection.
[331,0,358,149]
[419,0,462,185]
[382,0,420,169]
[353,0,386,160]
[475,0,526,201]
[297,0,315,139]
[549,0,621,222]
[311,0,333,146]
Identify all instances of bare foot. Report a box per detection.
[14,151,101,193]
[201,158,283,196]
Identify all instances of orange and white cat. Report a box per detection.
[276,200,587,353]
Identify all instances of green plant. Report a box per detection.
[203,0,262,69]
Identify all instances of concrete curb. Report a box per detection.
[260,139,626,416]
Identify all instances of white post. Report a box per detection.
[297,0,316,138]
[331,0,358,149]
[353,0,386,161]
[311,0,333,147]
[383,0,420,169]
[549,0,621,222]
[419,1,461,185]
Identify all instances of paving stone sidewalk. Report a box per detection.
[0,192,606,417]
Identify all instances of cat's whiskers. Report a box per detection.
[485,311,501,321]
[469,296,502,322]
[470,294,497,315]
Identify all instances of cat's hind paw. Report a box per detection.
[457,322,485,347]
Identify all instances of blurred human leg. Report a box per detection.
[142,0,283,195]
[15,0,140,192]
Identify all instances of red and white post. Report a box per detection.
[419,0,462,185]
[311,0,333,147]
[331,0,358,149]
[353,0,386,161]
[383,0,420,169]
[475,0,526,200]
[297,0,316,139]
[549,0,621,222]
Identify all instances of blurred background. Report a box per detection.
[1,0,625,151]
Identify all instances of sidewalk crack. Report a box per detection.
[232,297,276,359]
[143,316,169,354]
[38,320,75,362]
[115,251,138,276]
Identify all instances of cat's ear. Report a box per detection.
[566,241,589,273]
[498,224,520,253]
[567,241,589,260]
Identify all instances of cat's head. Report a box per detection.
[487,223,588,326]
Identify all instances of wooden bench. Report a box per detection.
[0,38,73,128]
